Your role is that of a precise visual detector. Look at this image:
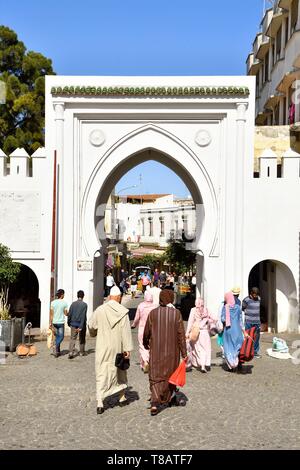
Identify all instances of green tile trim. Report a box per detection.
[51,85,250,97]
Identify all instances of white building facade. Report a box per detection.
[247,0,300,125]
[114,194,196,246]
[1,75,300,334]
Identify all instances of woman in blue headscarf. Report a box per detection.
[221,292,247,371]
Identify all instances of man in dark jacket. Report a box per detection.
[68,290,88,358]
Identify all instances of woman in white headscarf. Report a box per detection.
[186,298,216,373]
[131,291,155,372]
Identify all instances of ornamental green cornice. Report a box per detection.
[50,85,250,97]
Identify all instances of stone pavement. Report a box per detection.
[1,295,300,450]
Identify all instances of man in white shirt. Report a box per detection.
[105,272,115,297]
[148,281,161,307]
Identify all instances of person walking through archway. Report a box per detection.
[222,292,247,372]
[185,298,216,373]
[88,286,133,415]
[242,287,261,358]
[131,291,155,373]
[143,289,187,416]
[68,290,88,358]
[49,289,68,358]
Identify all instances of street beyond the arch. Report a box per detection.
[1,294,300,451]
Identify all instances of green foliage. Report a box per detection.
[0,243,20,288]
[0,243,21,319]
[164,239,196,274]
[129,254,166,271]
[0,25,55,155]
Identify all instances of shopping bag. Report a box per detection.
[168,357,188,387]
[47,328,54,349]
[239,327,256,363]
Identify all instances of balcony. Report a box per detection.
[256,35,270,60]
[247,53,261,75]
[278,0,292,8]
[276,69,300,92]
[266,9,284,38]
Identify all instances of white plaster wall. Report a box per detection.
[45,75,255,321]
[0,152,52,333]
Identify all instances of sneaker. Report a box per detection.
[68,354,75,359]
[254,354,261,358]
[79,352,87,357]
[97,407,104,415]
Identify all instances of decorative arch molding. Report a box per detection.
[81,123,219,258]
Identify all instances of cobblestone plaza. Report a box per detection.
[1,308,300,450]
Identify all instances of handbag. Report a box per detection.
[115,353,130,370]
[189,323,200,342]
[239,327,256,363]
[169,357,188,387]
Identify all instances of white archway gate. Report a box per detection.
[45,76,255,325]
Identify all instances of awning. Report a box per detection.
[248,60,262,76]
[256,39,270,60]
[255,112,269,125]
[276,69,300,92]
[266,12,284,38]
[279,0,292,9]
[128,246,165,258]
[264,93,283,109]
[293,52,300,68]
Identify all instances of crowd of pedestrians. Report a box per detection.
[49,271,262,416]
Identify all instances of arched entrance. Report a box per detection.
[248,260,298,333]
[91,149,205,309]
[8,263,41,328]
[81,125,218,310]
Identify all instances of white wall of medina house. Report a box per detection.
[244,147,300,333]
[45,75,255,323]
[0,147,52,333]
[139,204,196,246]
[248,0,300,125]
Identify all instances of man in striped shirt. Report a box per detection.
[242,287,261,358]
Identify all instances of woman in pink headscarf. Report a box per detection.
[186,298,216,373]
[221,292,247,371]
[131,291,155,372]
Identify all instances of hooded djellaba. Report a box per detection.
[143,289,187,416]
[88,286,133,414]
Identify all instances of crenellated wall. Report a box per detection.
[0,147,52,333]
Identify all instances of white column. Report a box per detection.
[234,102,248,290]
[0,149,6,177]
[54,102,65,289]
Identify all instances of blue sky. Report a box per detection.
[2,0,264,197]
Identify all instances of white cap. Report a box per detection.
[110,286,121,296]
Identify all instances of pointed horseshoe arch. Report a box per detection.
[81,123,218,258]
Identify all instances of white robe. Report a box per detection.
[88,300,133,407]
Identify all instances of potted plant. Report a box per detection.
[0,243,22,351]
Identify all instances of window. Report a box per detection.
[272,42,275,67]
[182,215,188,233]
[276,26,282,61]
[274,102,280,125]
[283,96,287,124]
[141,218,145,236]
[148,217,153,237]
[264,51,269,83]
[255,73,259,97]
[291,0,298,34]
[285,17,289,45]
[174,217,178,233]
[159,217,165,237]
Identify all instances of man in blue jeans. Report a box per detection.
[242,287,261,358]
[50,289,68,357]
